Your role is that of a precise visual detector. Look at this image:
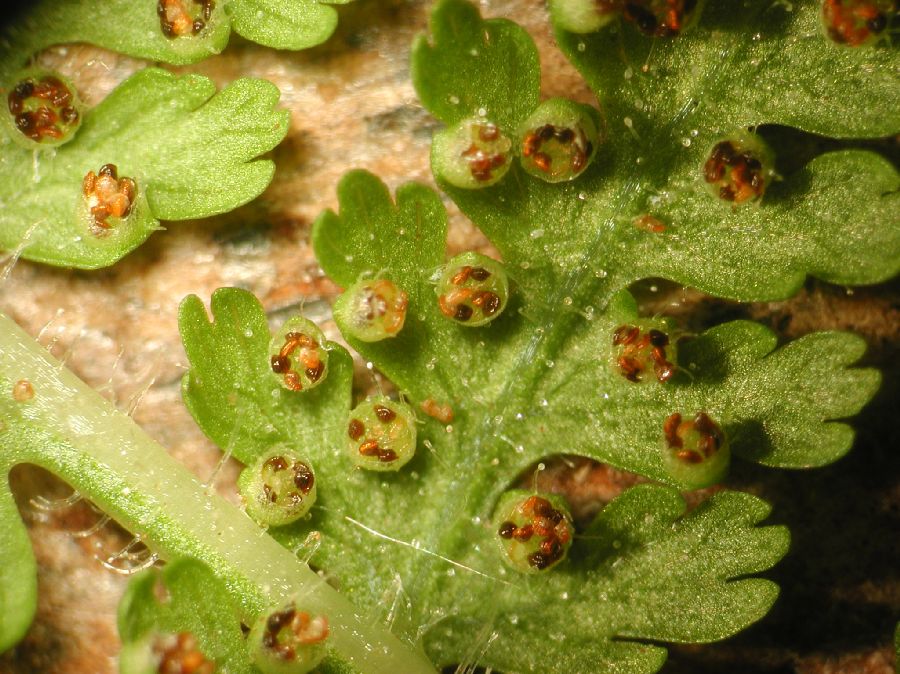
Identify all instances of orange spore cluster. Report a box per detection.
[348,405,400,463]
[82,164,136,234]
[703,140,767,204]
[152,632,215,674]
[522,124,592,174]
[7,75,79,142]
[612,324,675,383]
[12,379,34,402]
[157,0,214,38]
[632,214,667,233]
[270,332,324,391]
[362,279,407,335]
[260,455,315,506]
[498,495,571,570]
[462,122,508,182]
[262,608,328,661]
[622,0,698,36]
[822,0,889,45]
[420,398,454,424]
[663,412,724,464]
[438,265,500,322]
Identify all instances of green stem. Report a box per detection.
[0,312,436,674]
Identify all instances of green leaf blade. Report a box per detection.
[0,485,36,654]
[411,0,541,129]
[0,312,436,673]
[498,293,879,482]
[312,170,527,406]
[228,0,340,50]
[628,150,900,301]
[0,0,231,73]
[0,0,351,74]
[554,0,900,137]
[416,2,899,307]
[118,559,254,674]
[180,287,353,468]
[425,485,787,673]
[0,69,288,268]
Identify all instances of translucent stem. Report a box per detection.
[0,312,436,674]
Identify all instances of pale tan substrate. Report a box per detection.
[0,1,897,672]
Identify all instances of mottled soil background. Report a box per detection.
[0,1,898,673]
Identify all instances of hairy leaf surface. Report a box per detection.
[412,0,900,305]
[176,272,787,672]
[179,286,790,673]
